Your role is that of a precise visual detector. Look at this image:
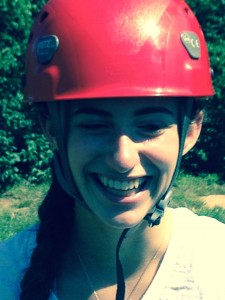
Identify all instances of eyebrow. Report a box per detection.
[72,107,112,118]
[134,107,175,117]
[72,106,174,117]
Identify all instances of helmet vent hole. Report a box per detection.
[39,11,49,23]
[184,6,194,17]
[28,32,33,44]
[184,7,190,15]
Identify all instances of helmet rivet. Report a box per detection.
[181,31,201,59]
[36,35,59,65]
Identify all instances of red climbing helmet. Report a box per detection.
[25,0,214,102]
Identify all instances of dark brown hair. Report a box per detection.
[20,169,75,299]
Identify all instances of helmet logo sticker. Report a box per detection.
[181,32,201,59]
[36,35,59,65]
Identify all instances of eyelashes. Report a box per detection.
[74,122,172,139]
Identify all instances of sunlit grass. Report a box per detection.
[0,181,49,240]
[171,172,225,223]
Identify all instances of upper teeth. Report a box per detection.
[98,175,145,191]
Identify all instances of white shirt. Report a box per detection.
[0,208,224,299]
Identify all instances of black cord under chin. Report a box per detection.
[116,228,130,300]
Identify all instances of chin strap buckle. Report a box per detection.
[144,190,172,227]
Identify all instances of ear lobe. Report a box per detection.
[40,118,58,150]
[182,111,204,156]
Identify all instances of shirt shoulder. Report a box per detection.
[0,225,38,299]
[172,207,225,252]
[176,208,225,298]
[143,208,225,299]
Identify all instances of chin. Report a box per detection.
[103,211,147,230]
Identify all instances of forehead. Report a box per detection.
[68,97,180,116]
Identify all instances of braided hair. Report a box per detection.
[20,170,75,300]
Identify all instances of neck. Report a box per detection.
[72,202,172,276]
[58,204,173,300]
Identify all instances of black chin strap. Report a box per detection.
[116,229,130,300]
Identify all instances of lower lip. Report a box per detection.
[94,177,151,205]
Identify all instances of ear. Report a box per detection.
[182,110,204,156]
[40,117,58,150]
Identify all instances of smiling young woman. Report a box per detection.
[66,98,180,228]
[0,0,224,300]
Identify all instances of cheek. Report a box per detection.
[143,130,179,172]
[67,133,103,169]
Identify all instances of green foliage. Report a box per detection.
[0,0,51,192]
[183,0,225,180]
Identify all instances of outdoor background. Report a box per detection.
[0,0,225,239]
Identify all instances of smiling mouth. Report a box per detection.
[97,175,147,195]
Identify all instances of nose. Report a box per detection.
[106,135,140,173]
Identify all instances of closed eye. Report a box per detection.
[79,124,107,129]
[77,123,111,134]
[136,124,170,138]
